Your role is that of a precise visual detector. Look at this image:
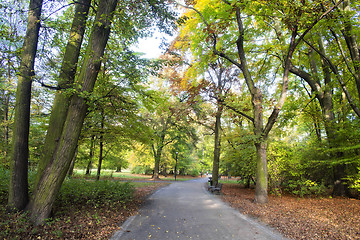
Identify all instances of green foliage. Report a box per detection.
[267,141,293,195]
[285,179,327,197]
[0,168,37,202]
[345,167,360,193]
[131,165,153,175]
[0,168,9,202]
[56,179,134,207]
[221,125,256,180]
[188,168,199,177]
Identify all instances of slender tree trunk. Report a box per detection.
[67,147,77,177]
[35,0,91,187]
[152,144,163,179]
[96,136,103,180]
[8,0,43,211]
[211,103,222,187]
[86,135,96,175]
[28,0,118,224]
[96,111,105,181]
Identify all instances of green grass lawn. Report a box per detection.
[73,169,151,180]
[72,169,202,182]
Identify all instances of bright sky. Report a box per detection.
[134,31,174,59]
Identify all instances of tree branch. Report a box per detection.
[302,38,360,118]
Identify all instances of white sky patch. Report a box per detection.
[133,31,174,59]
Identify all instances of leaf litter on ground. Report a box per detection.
[220,183,360,240]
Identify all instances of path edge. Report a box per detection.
[109,184,171,240]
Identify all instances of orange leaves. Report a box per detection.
[221,184,360,240]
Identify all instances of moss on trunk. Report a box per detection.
[28,0,119,224]
[255,141,268,204]
[35,0,91,187]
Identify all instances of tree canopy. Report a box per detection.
[0,0,359,225]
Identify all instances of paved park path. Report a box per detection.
[110,177,288,240]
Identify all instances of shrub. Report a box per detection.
[0,168,9,202]
[345,167,360,197]
[56,179,135,207]
[188,169,199,177]
[131,165,152,175]
[285,179,327,197]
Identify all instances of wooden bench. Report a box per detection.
[208,183,223,194]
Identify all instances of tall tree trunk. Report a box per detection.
[255,141,268,203]
[252,88,268,203]
[318,37,336,140]
[211,103,222,187]
[341,0,360,100]
[96,111,105,181]
[28,0,118,224]
[8,0,43,211]
[96,136,103,180]
[35,0,91,187]
[85,135,96,175]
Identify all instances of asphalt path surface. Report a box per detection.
[110,177,288,240]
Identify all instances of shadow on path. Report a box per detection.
[110,177,288,240]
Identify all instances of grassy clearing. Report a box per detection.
[73,169,152,180]
[73,169,203,182]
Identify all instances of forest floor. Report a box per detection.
[0,182,169,240]
[221,183,360,240]
[1,179,359,239]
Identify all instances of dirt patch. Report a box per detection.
[221,183,360,240]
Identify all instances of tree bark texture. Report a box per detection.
[35,0,91,187]
[255,141,268,203]
[28,0,118,224]
[8,0,43,211]
[67,147,77,177]
[341,0,360,100]
[211,103,222,187]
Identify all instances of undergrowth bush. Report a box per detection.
[189,169,199,177]
[131,165,153,175]
[285,179,327,197]
[345,167,360,197]
[0,168,9,202]
[56,179,135,207]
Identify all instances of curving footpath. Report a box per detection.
[110,177,289,240]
